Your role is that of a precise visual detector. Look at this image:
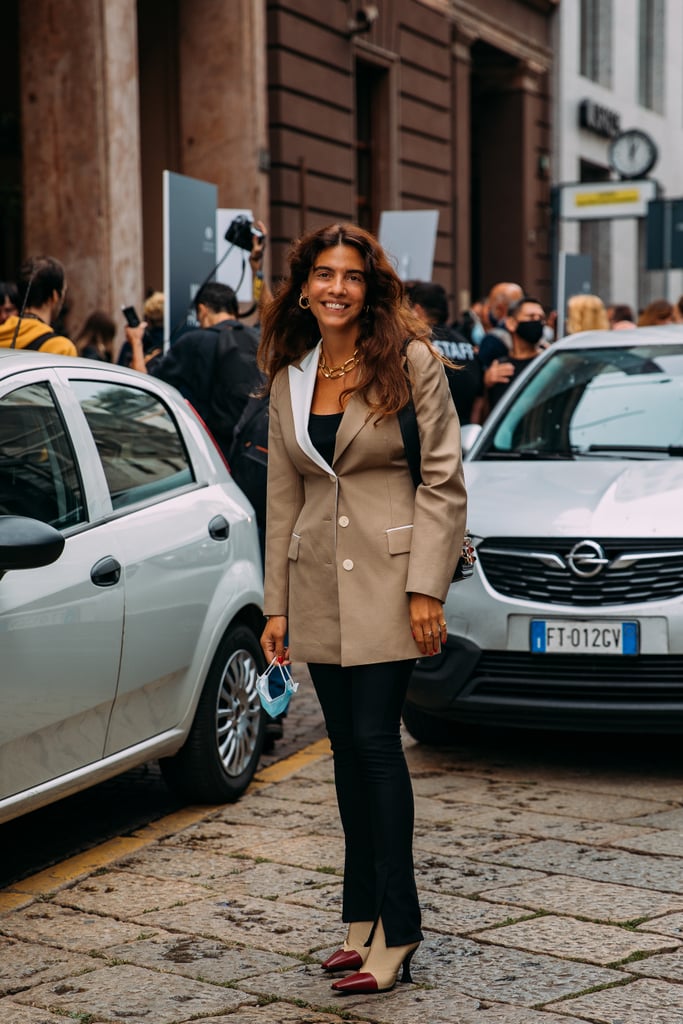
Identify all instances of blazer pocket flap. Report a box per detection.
[386,524,413,555]
[288,533,301,560]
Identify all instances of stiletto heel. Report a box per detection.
[400,946,417,984]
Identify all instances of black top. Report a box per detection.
[431,324,484,425]
[147,322,263,455]
[309,411,343,467]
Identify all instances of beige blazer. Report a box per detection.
[263,339,467,666]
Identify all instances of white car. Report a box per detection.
[0,348,266,823]
[405,326,683,743]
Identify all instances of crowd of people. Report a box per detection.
[2,245,682,432]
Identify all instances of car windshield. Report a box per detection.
[479,344,683,459]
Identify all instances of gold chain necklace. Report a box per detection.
[318,347,360,379]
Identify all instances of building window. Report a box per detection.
[638,0,665,112]
[355,60,391,233]
[579,0,613,88]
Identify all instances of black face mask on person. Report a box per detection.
[515,320,544,345]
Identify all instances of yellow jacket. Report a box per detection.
[0,315,77,356]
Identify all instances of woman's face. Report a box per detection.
[0,294,17,324]
[301,244,367,335]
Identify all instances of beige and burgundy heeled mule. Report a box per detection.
[331,918,419,994]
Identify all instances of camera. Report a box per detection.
[347,4,379,34]
[224,215,264,252]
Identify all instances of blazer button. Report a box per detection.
[342,558,354,571]
[338,515,350,527]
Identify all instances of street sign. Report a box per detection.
[559,179,658,221]
[646,198,683,270]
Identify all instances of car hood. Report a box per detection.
[464,459,683,538]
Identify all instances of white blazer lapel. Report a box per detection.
[288,342,335,475]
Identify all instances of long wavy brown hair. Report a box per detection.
[258,223,435,415]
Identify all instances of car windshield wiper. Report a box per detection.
[481,449,574,460]
[581,444,683,457]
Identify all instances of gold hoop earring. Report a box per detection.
[298,293,310,310]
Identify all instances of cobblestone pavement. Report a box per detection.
[2,666,683,1023]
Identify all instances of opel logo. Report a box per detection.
[565,540,609,579]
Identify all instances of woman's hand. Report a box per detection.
[409,593,447,657]
[125,322,148,374]
[260,615,290,665]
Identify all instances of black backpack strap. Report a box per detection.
[23,329,57,351]
[397,340,422,488]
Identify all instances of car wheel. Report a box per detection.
[402,699,463,746]
[160,622,266,803]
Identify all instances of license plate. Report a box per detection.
[530,619,639,655]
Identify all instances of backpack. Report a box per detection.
[228,392,269,528]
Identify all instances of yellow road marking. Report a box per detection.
[0,737,331,908]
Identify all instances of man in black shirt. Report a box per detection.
[485,296,545,410]
[406,281,484,424]
[126,281,263,457]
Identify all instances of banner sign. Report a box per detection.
[163,171,218,344]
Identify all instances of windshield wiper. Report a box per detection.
[481,449,574,460]
[583,444,683,457]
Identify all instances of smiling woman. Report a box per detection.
[257,222,467,996]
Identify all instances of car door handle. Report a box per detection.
[208,515,230,542]
[91,556,122,587]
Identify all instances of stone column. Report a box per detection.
[451,25,475,315]
[177,0,269,220]
[20,0,144,334]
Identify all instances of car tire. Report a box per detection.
[160,622,266,803]
[402,699,462,746]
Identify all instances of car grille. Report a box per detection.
[478,538,683,606]
[468,652,683,704]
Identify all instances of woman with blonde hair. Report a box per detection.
[566,293,609,334]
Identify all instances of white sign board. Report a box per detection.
[378,210,439,281]
[216,208,255,303]
[559,179,658,221]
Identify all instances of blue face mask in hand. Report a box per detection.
[256,658,298,718]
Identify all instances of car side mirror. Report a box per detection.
[0,516,65,574]
[460,423,482,456]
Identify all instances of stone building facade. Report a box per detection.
[1,0,556,334]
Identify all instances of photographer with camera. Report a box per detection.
[126,278,261,457]
[248,219,271,311]
[126,217,269,457]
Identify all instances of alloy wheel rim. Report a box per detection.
[215,649,262,777]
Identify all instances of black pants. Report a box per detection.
[308,659,422,948]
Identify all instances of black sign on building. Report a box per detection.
[578,99,621,139]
